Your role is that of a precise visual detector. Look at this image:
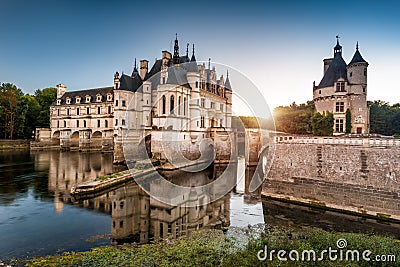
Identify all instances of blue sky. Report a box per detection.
[1,0,400,111]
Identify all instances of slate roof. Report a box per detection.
[317,53,348,89]
[119,71,143,92]
[224,76,232,91]
[57,87,113,105]
[166,67,191,89]
[185,61,199,72]
[349,49,367,65]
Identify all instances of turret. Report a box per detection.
[56,83,67,98]
[113,72,120,89]
[347,42,368,87]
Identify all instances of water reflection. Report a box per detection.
[39,151,235,243]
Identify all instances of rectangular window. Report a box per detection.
[200,98,205,108]
[77,120,79,128]
[115,100,119,106]
[57,109,60,116]
[67,108,70,116]
[335,102,344,112]
[115,119,118,126]
[98,107,101,114]
[122,119,125,126]
[335,119,344,133]
[108,106,111,114]
[87,107,90,115]
[57,121,59,128]
[122,100,126,107]
[64,121,66,127]
[84,120,86,127]
[77,108,80,115]
[97,120,100,127]
[210,102,215,109]
[336,82,345,92]
[200,116,205,128]
[105,120,108,128]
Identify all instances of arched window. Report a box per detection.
[162,95,166,114]
[170,95,174,114]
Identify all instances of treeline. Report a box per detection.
[369,100,400,136]
[0,83,57,139]
[273,100,400,136]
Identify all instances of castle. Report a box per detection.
[313,37,369,135]
[47,35,233,163]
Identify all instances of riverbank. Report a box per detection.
[16,226,400,267]
[0,139,29,150]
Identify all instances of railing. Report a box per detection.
[275,135,400,148]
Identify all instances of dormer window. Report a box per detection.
[336,82,345,92]
[57,100,61,105]
[86,96,91,103]
[107,94,113,101]
[76,97,81,104]
[96,94,102,102]
[66,97,71,104]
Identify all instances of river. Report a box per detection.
[0,150,399,261]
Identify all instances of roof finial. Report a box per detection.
[186,43,189,57]
[173,33,180,63]
[356,41,359,50]
[134,58,137,68]
[226,69,229,78]
[336,35,340,44]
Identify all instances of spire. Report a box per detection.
[186,43,189,57]
[208,58,211,69]
[131,58,139,77]
[349,42,368,65]
[224,70,232,91]
[190,44,196,62]
[173,33,180,63]
[334,35,342,56]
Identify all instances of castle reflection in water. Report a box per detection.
[34,151,233,243]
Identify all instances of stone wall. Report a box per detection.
[263,140,400,220]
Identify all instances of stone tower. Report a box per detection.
[313,37,369,135]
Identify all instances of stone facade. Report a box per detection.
[263,137,400,220]
[47,36,233,163]
[313,38,369,135]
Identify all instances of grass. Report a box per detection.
[95,160,162,182]
[15,226,400,267]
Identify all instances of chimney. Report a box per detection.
[56,83,67,99]
[140,60,149,80]
[113,72,120,89]
[323,58,333,74]
[162,50,172,68]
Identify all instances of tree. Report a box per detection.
[345,108,352,133]
[311,112,334,136]
[16,94,41,138]
[273,101,315,134]
[369,100,400,136]
[0,83,23,138]
[34,87,57,127]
